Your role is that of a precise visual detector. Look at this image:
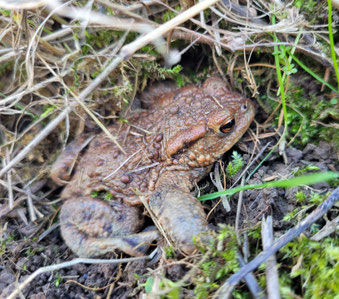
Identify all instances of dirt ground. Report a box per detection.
[1,128,337,298]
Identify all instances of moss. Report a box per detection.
[133,60,185,88]
[226,151,244,177]
[91,190,113,201]
[0,233,15,256]
[283,189,330,222]
[280,236,339,298]
[292,0,326,25]
[293,92,337,146]
[262,77,339,148]
[194,226,240,298]
[81,29,122,54]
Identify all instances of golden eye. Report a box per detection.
[219,118,235,133]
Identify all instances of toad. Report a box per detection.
[51,77,255,257]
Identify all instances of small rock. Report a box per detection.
[286,147,303,163]
[285,187,299,203]
[16,257,28,270]
[0,268,15,290]
[29,292,46,299]
[314,141,332,158]
[167,264,185,281]
[303,143,317,155]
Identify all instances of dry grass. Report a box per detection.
[0,0,337,298]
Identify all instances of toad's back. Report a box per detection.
[58,78,254,205]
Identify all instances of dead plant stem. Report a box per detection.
[213,187,339,298]
[262,216,281,299]
[7,255,154,299]
[120,0,221,58]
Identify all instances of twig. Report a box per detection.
[0,180,39,201]
[42,27,73,42]
[210,162,231,212]
[46,0,150,32]
[0,47,26,64]
[120,0,220,59]
[4,148,14,210]
[39,54,125,154]
[38,223,60,242]
[95,0,156,24]
[26,192,37,222]
[0,75,64,108]
[235,175,246,244]
[7,251,157,299]
[150,248,212,296]
[125,0,160,11]
[0,105,72,179]
[237,252,266,299]
[262,216,281,299]
[139,195,173,248]
[221,0,266,25]
[311,215,339,241]
[0,53,123,179]
[103,149,142,180]
[0,0,49,9]
[214,187,339,298]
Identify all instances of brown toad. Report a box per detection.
[51,77,255,257]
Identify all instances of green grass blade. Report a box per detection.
[278,30,302,96]
[198,172,338,201]
[288,51,338,93]
[272,15,288,130]
[246,15,290,182]
[327,0,339,91]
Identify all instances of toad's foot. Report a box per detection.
[149,186,211,254]
[60,198,159,257]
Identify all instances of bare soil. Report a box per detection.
[1,131,337,298]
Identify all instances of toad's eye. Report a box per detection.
[219,118,235,133]
[241,104,248,111]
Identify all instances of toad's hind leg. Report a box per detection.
[51,134,94,185]
[60,198,160,257]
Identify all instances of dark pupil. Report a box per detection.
[220,119,235,132]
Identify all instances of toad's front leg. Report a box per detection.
[149,171,211,254]
[60,197,159,257]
